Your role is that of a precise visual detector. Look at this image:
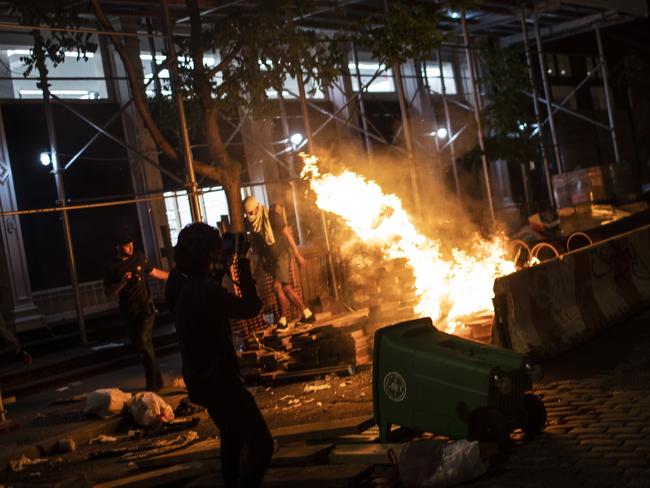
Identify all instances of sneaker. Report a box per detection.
[298,313,316,324]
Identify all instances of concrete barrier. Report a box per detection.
[492,224,650,359]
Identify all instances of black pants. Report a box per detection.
[124,309,163,391]
[206,383,273,488]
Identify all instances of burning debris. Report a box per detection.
[301,154,518,333]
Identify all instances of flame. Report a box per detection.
[301,154,517,333]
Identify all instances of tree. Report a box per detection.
[12,0,444,232]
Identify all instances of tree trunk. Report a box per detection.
[222,167,245,233]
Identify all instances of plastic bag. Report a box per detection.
[127,391,175,427]
[399,439,488,487]
[84,388,132,418]
[429,440,488,487]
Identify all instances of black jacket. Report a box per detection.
[166,259,262,406]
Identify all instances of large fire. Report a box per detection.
[300,154,517,333]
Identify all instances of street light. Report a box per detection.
[435,127,448,139]
[39,152,52,166]
[290,132,306,150]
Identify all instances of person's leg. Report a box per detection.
[207,406,242,488]
[236,388,274,487]
[272,280,289,327]
[129,312,163,391]
[281,283,307,311]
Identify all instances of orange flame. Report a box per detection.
[301,154,517,333]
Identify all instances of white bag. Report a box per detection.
[126,391,175,427]
[84,388,132,418]
[429,440,488,487]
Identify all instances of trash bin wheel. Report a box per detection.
[468,407,507,446]
[522,393,547,435]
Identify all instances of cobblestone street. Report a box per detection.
[468,310,650,487]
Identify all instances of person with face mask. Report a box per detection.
[103,232,168,391]
[242,196,315,330]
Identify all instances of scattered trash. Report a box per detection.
[339,382,347,388]
[84,388,132,419]
[89,435,118,445]
[288,399,301,405]
[55,386,69,393]
[174,397,204,417]
[9,455,49,472]
[280,394,295,401]
[56,438,76,453]
[68,381,82,386]
[398,439,488,487]
[303,383,331,393]
[303,398,315,404]
[90,342,124,351]
[50,394,87,406]
[316,401,323,407]
[127,392,174,428]
[265,387,272,392]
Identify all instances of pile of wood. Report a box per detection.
[238,325,371,383]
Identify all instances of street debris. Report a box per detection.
[398,438,489,487]
[89,434,118,445]
[50,393,87,405]
[174,396,204,416]
[303,383,331,393]
[172,377,186,389]
[84,388,132,418]
[56,438,76,453]
[127,392,175,428]
[88,431,199,461]
[9,455,63,472]
[55,386,69,392]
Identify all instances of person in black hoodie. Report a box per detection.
[166,223,273,488]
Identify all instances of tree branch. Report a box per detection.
[89,0,179,163]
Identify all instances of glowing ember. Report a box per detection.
[301,154,517,333]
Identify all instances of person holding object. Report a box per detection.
[242,195,315,329]
[0,312,31,365]
[167,223,273,488]
[103,233,168,391]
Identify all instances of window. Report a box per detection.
[585,56,602,78]
[556,54,571,77]
[348,60,395,93]
[421,62,457,95]
[590,86,607,111]
[551,85,577,111]
[0,37,108,100]
[266,75,324,99]
[164,186,230,245]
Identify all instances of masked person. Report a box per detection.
[104,233,168,391]
[167,223,273,488]
[242,196,315,329]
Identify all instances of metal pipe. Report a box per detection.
[436,48,461,199]
[534,14,564,173]
[595,24,620,164]
[50,93,184,183]
[278,97,304,244]
[296,72,340,302]
[146,18,162,97]
[34,32,87,344]
[461,10,495,223]
[162,0,201,222]
[520,9,554,208]
[351,43,374,175]
[393,61,423,216]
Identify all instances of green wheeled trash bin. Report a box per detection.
[373,317,546,444]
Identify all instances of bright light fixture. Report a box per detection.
[40,152,51,166]
[290,133,304,146]
[436,127,448,139]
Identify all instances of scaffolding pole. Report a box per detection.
[162,0,201,222]
[296,72,340,302]
[34,33,87,344]
[351,43,374,175]
[394,61,423,217]
[461,10,495,223]
[595,24,620,164]
[436,48,461,199]
[520,10,555,209]
[534,14,564,174]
